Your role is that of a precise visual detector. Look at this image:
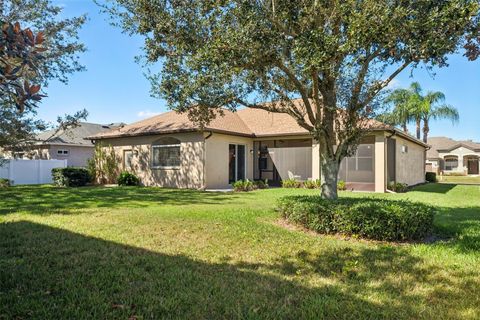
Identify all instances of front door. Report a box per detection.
[229,144,246,183]
[467,158,479,175]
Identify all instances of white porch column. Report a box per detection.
[312,140,320,180]
[458,156,464,173]
[374,132,387,193]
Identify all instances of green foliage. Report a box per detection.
[387,182,409,193]
[303,179,321,189]
[426,172,437,183]
[254,179,269,189]
[52,167,90,187]
[277,196,436,241]
[337,180,347,191]
[0,178,11,187]
[88,143,120,184]
[281,179,302,188]
[0,1,86,151]
[233,179,254,192]
[233,179,269,192]
[117,171,140,186]
[104,0,479,200]
[382,82,459,142]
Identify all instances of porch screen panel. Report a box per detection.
[269,146,312,180]
[338,144,375,183]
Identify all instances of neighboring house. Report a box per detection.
[88,107,428,192]
[426,137,480,175]
[21,122,124,167]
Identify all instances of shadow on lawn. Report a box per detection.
[411,183,457,194]
[435,206,480,253]
[0,185,243,215]
[1,221,478,319]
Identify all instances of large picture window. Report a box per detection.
[444,156,458,171]
[152,137,181,168]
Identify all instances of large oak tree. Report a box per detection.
[105,0,479,199]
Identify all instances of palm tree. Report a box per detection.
[419,92,459,143]
[380,87,413,133]
[383,82,459,142]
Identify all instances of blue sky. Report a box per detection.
[39,0,480,141]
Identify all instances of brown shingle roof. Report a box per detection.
[87,103,426,148]
[427,136,480,159]
[87,110,253,139]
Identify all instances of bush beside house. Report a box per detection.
[117,172,140,186]
[277,196,436,241]
[52,168,91,187]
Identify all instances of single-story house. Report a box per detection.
[17,122,124,167]
[88,107,428,192]
[426,137,480,175]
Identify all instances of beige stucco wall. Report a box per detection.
[205,133,254,189]
[101,132,205,189]
[29,145,94,167]
[394,135,425,186]
[438,146,480,174]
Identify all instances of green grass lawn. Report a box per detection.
[438,175,480,184]
[0,184,479,319]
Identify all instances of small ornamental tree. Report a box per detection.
[105,0,479,199]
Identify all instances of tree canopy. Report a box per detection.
[380,82,459,143]
[105,0,480,198]
[0,0,87,152]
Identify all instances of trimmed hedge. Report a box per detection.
[52,167,91,187]
[426,172,437,183]
[117,171,140,186]
[277,196,436,241]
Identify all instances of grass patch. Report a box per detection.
[438,175,480,184]
[0,184,479,319]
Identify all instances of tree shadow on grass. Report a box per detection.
[0,185,247,215]
[411,183,457,194]
[434,206,480,253]
[1,222,478,319]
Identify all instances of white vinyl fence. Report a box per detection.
[0,159,67,185]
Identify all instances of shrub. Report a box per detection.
[337,180,346,191]
[425,172,437,183]
[277,196,436,241]
[387,182,409,193]
[117,171,140,186]
[254,179,269,189]
[282,178,302,188]
[52,167,90,187]
[233,179,254,192]
[0,178,11,187]
[304,179,321,189]
[88,143,120,184]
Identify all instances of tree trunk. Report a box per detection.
[319,145,339,200]
[416,117,421,139]
[402,122,408,133]
[423,119,429,143]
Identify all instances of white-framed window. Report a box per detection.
[444,156,458,171]
[152,137,181,169]
[401,145,408,153]
[123,150,133,170]
[57,149,69,156]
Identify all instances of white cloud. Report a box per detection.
[386,78,401,89]
[137,110,161,118]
